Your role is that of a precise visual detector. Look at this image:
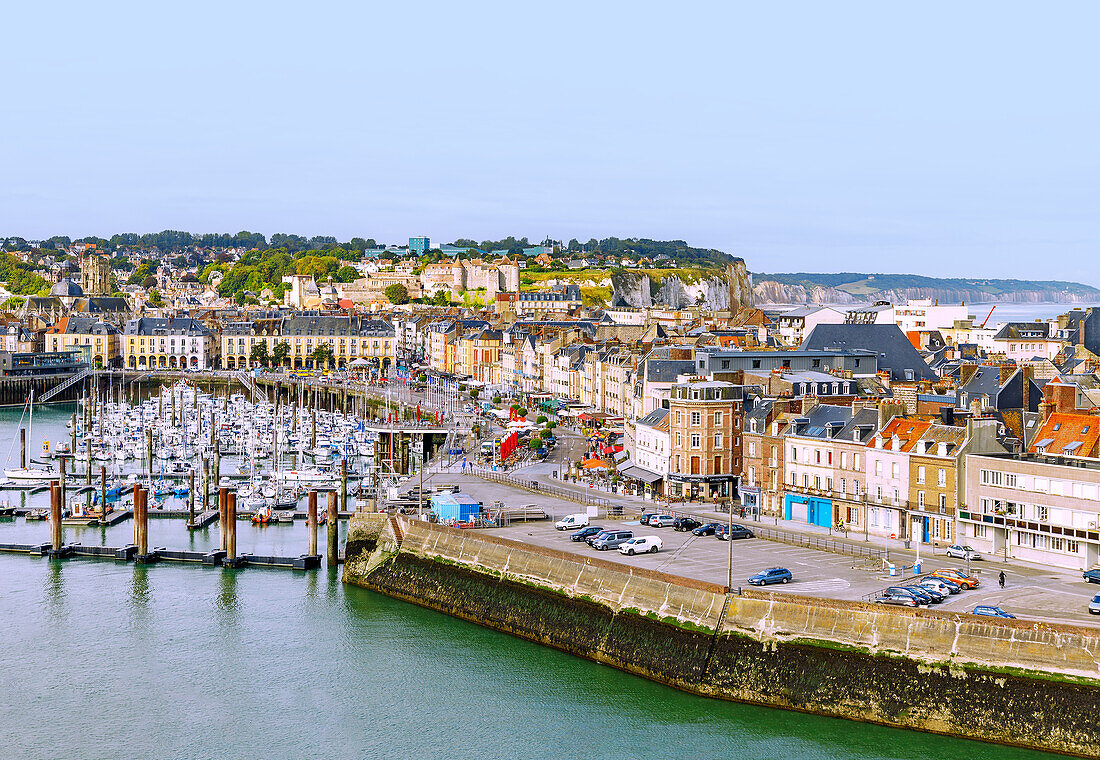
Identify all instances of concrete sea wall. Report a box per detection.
[344,516,1100,756]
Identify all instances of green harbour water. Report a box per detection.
[0,407,1061,759]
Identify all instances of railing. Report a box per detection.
[473,468,611,509]
[39,368,90,402]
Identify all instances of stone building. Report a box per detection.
[420,257,520,299]
[666,380,743,500]
[80,253,111,295]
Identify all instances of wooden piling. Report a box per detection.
[307,490,318,557]
[226,491,237,562]
[50,481,62,551]
[100,467,107,522]
[218,486,229,551]
[188,469,195,526]
[326,491,338,568]
[134,486,148,556]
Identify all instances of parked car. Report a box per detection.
[620,536,663,555]
[651,514,676,528]
[748,568,792,586]
[692,522,722,536]
[884,587,929,605]
[1089,594,1100,615]
[591,530,634,551]
[716,524,754,541]
[906,585,945,603]
[875,593,919,607]
[972,605,1016,619]
[570,525,604,542]
[931,568,980,588]
[1083,568,1100,584]
[945,544,983,561]
[586,529,614,546]
[673,517,702,532]
[920,577,960,595]
[639,513,658,526]
[555,513,589,531]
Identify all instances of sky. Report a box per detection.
[2,2,1099,283]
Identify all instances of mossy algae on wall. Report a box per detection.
[344,520,1100,757]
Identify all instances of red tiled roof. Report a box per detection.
[1029,413,1100,457]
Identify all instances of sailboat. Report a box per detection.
[5,390,57,482]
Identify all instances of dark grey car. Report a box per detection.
[592,530,634,551]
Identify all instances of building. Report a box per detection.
[0,350,84,377]
[695,348,878,378]
[622,407,670,497]
[409,237,430,257]
[666,380,743,500]
[221,314,396,370]
[122,317,217,370]
[421,257,521,300]
[79,253,111,296]
[44,317,120,368]
[964,452,1100,570]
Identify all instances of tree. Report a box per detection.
[536,415,548,424]
[272,341,291,367]
[469,388,479,399]
[431,290,450,306]
[385,283,410,304]
[250,342,269,367]
[311,343,335,368]
[335,265,359,282]
[142,275,158,289]
[528,439,542,451]
[147,289,164,307]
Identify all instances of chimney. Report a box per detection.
[999,363,1015,385]
[1021,365,1033,411]
[959,364,979,387]
[877,400,906,430]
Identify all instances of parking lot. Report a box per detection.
[490,517,1100,627]
[410,468,1100,627]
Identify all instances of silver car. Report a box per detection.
[1089,594,1100,615]
[945,544,982,561]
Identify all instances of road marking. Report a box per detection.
[787,578,851,593]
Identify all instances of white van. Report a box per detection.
[619,535,663,555]
[555,513,589,531]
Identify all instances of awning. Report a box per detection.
[619,465,663,485]
[581,458,609,470]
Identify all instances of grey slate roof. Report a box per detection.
[801,324,937,382]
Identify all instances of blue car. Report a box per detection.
[972,605,1016,619]
[748,568,792,586]
[570,525,604,542]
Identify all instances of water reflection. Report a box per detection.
[216,568,240,627]
[43,558,66,618]
[128,564,152,633]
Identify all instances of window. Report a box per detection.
[917,466,926,484]
[748,441,756,457]
[841,453,848,469]
[676,432,682,446]
[918,491,925,508]
[714,434,722,447]
[690,411,700,425]
[875,460,882,476]
[714,411,723,425]
[676,411,681,424]
[939,494,947,513]
[839,477,846,495]
[938,469,946,487]
[790,447,798,463]
[690,433,701,448]
[853,454,860,471]
[1037,505,1049,522]
[815,450,821,464]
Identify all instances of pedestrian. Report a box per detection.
[998,571,1006,589]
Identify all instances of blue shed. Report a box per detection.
[430,492,480,522]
